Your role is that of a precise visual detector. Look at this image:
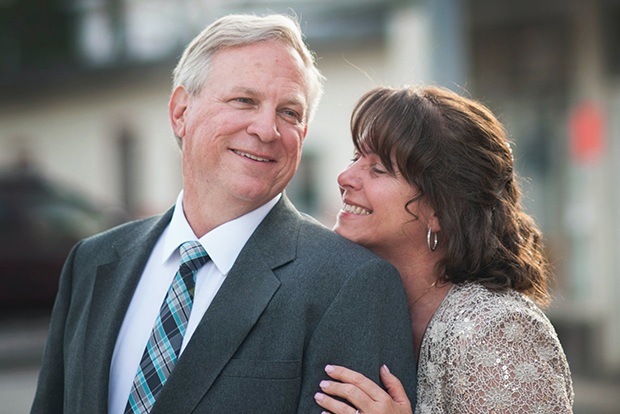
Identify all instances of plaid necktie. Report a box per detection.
[124,241,210,414]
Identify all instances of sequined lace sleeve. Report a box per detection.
[415,284,574,414]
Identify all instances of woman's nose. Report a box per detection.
[337,164,361,191]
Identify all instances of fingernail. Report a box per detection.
[382,364,391,373]
[314,392,324,401]
[325,364,335,373]
[320,380,330,389]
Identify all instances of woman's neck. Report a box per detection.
[390,255,451,360]
[409,283,451,359]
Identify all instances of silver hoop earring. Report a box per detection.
[427,228,438,252]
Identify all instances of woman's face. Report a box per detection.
[334,151,431,261]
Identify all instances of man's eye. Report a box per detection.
[281,109,302,122]
[234,97,254,105]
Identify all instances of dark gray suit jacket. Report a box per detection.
[31,195,417,413]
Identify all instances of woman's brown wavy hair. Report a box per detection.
[350,85,551,305]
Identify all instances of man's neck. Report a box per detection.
[182,191,280,238]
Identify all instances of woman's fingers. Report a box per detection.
[314,390,361,414]
[316,365,414,414]
[380,365,412,407]
[317,377,373,410]
[324,364,387,401]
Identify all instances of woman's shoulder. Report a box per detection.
[418,283,574,412]
[440,282,548,322]
[428,282,560,348]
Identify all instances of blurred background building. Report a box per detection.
[1,0,619,410]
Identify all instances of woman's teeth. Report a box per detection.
[342,203,371,215]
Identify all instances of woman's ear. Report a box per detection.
[428,211,441,233]
[169,86,189,138]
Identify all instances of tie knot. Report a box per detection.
[179,241,210,272]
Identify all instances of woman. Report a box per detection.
[314,86,574,413]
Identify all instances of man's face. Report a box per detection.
[170,40,309,223]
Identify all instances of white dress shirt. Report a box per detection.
[108,191,280,414]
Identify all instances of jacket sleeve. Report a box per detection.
[30,242,81,414]
[295,258,418,413]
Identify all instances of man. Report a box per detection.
[31,14,416,414]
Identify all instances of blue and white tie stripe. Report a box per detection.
[124,241,210,414]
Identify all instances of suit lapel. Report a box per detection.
[81,209,173,411]
[152,195,303,413]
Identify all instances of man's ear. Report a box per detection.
[169,86,189,138]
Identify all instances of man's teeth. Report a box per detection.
[233,150,270,162]
[342,203,371,215]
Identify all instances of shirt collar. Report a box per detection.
[162,191,281,274]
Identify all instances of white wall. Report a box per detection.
[1,2,433,224]
[0,75,180,216]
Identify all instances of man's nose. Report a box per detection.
[247,109,280,142]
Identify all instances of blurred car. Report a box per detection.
[0,168,128,312]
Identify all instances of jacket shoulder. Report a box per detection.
[297,214,379,261]
[76,210,171,260]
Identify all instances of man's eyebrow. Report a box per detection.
[283,88,308,109]
[283,96,306,109]
[230,86,307,110]
[230,86,260,96]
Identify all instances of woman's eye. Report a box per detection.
[371,163,388,174]
[349,153,362,164]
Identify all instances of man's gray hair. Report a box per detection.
[172,13,325,124]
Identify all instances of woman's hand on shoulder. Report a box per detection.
[314,364,413,414]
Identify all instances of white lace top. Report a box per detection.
[415,283,574,413]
